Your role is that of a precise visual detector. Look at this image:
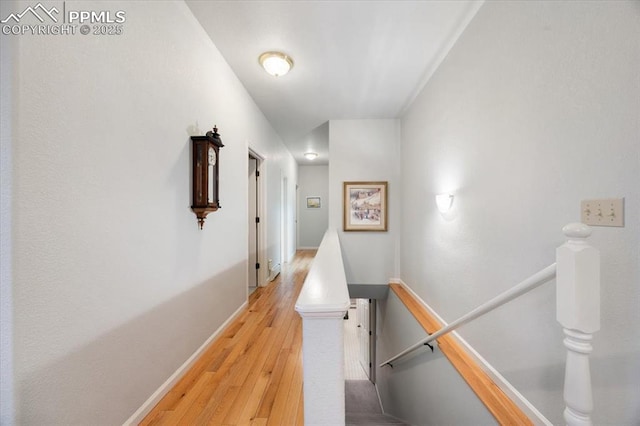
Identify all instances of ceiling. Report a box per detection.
[186,1,482,165]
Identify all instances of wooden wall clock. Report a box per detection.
[191,126,224,229]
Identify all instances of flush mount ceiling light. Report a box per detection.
[304,152,318,160]
[259,51,294,77]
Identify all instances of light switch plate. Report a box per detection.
[581,198,624,227]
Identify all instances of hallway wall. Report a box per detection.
[329,119,400,285]
[0,1,17,423]
[6,2,296,425]
[384,1,640,424]
[297,165,329,249]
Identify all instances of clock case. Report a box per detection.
[191,127,224,229]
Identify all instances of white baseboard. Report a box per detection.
[122,301,248,425]
[375,382,408,424]
[297,246,319,250]
[390,279,552,426]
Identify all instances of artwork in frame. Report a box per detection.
[306,196,321,209]
[343,181,388,232]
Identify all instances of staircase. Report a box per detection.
[345,380,408,425]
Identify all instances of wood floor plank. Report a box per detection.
[139,410,172,426]
[162,373,219,425]
[265,345,302,426]
[140,251,315,426]
[295,391,304,426]
[255,348,290,419]
[235,370,271,425]
[280,351,303,426]
[217,329,275,424]
[181,319,275,424]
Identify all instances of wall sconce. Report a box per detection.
[436,193,454,213]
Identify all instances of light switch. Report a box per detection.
[581,198,624,227]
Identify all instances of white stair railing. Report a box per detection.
[379,223,600,425]
[379,263,557,367]
[295,229,351,426]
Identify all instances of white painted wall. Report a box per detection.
[386,1,640,424]
[251,149,298,273]
[251,132,298,278]
[0,1,17,424]
[298,165,329,248]
[329,119,400,284]
[287,170,298,261]
[6,1,296,424]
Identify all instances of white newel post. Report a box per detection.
[556,223,600,426]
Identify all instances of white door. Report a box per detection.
[357,299,370,379]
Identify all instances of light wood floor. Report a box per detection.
[140,250,317,426]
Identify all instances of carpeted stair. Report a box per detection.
[345,380,409,425]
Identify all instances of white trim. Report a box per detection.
[297,246,319,250]
[248,145,269,287]
[392,279,552,426]
[375,382,408,424]
[268,263,281,282]
[248,147,265,162]
[122,301,248,426]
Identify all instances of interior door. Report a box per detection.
[358,299,371,379]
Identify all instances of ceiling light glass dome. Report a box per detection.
[259,51,294,77]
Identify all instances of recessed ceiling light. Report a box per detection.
[304,152,318,160]
[259,51,294,77]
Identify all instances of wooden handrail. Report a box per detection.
[387,283,534,425]
[380,264,557,367]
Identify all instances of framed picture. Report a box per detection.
[306,196,321,209]
[343,181,388,232]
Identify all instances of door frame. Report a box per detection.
[281,175,288,264]
[248,148,267,288]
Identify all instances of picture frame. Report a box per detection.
[343,181,388,232]
[306,196,321,209]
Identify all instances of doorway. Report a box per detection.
[345,298,376,382]
[281,176,288,264]
[248,153,261,293]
